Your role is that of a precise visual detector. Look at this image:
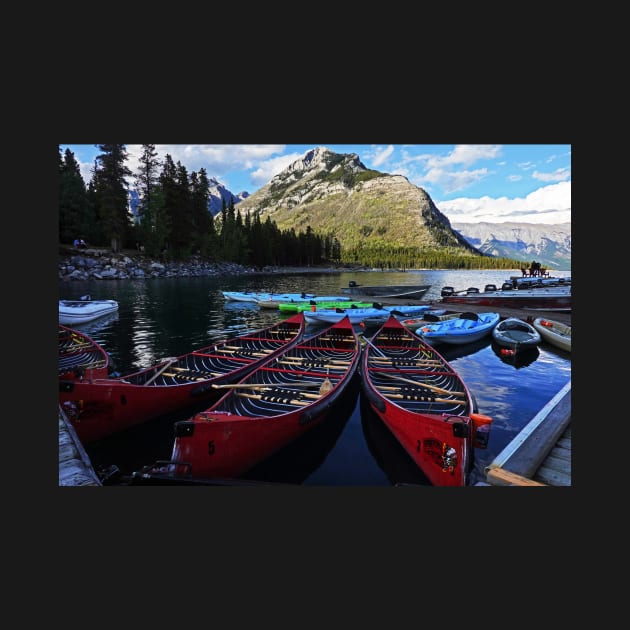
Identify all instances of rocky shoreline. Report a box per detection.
[58,246,352,282]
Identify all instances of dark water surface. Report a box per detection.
[60,269,571,486]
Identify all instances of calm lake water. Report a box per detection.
[60,269,572,486]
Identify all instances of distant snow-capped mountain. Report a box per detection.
[451,221,571,270]
[207,177,249,215]
[129,179,249,219]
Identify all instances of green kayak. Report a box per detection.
[278,300,374,313]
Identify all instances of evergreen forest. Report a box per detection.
[58,144,526,270]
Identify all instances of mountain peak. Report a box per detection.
[268,146,367,187]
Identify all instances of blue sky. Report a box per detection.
[59,144,571,225]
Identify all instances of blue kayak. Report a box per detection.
[304,304,430,325]
[416,312,500,345]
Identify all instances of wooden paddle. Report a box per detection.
[162,372,205,381]
[223,345,274,353]
[213,348,271,357]
[234,392,313,406]
[215,378,335,396]
[377,370,466,397]
[280,356,352,365]
[145,358,178,385]
[377,384,466,395]
[383,392,466,405]
[277,359,347,371]
[212,380,325,390]
[360,333,465,397]
[164,368,225,378]
[370,357,443,366]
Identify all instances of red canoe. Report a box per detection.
[169,315,361,479]
[58,313,306,444]
[360,315,492,486]
[59,324,111,381]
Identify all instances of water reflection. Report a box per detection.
[360,394,431,486]
[61,270,571,486]
[240,375,361,485]
[491,341,540,369]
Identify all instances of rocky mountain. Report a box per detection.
[207,177,249,215]
[231,146,480,257]
[129,178,249,219]
[452,222,571,270]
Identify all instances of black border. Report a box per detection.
[45,93,578,590]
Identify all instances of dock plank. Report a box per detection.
[483,381,571,487]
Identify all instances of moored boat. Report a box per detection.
[255,295,351,309]
[58,312,306,443]
[400,310,463,330]
[304,304,431,326]
[59,295,119,325]
[168,315,361,479]
[222,291,318,303]
[360,315,492,486]
[416,312,500,346]
[440,285,571,312]
[59,324,111,381]
[508,276,571,290]
[278,300,373,313]
[223,291,347,305]
[341,281,431,300]
[531,317,571,352]
[492,317,541,352]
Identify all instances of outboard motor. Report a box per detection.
[348,280,357,288]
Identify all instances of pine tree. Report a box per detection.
[59,146,89,245]
[134,144,168,256]
[93,144,133,252]
[190,167,215,257]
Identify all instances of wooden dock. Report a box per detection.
[58,404,102,486]
[476,380,571,486]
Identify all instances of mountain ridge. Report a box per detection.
[451,221,571,269]
[232,147,481,257]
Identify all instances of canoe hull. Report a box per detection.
[170,316,361,478]
[361,315,488,486]
[58,325,110,380]
[58,313,306,443]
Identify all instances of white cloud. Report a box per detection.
[439,144,502,167]
[250,152,306,188]
[437,181,571,224]
[370,145,395,168]
[532,167,571,183]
